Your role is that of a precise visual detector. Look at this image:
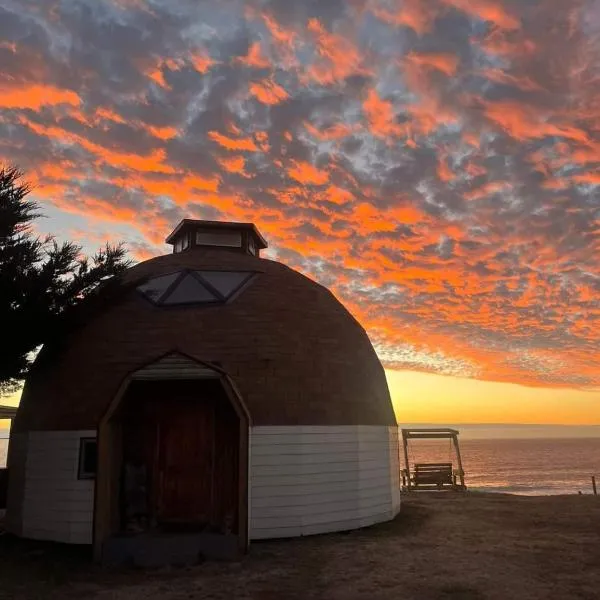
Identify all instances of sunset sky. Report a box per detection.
[1,0,599,425]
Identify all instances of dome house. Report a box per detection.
[6,219,400,564]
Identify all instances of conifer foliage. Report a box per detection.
[0,166,130,395]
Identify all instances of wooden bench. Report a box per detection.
[413,463,454,488]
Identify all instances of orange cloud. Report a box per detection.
[95,107,126,124]
[190,52,214,74]
[182,174,220,193]
[146,66,168,88]
[287,160,329,185]
[480,68,543,92]
[147,125,178,140]
[217,155,251,178]
[372,0,439,35]
[19,116,176,174]
[249,78,289,105]
[304,18,369,85]
[143,56,186,89]
[236,41,270,68]
[304,121,357,140]
[572,172,600,185]
[437,157,455,182]
[464,180,512,200]
[483,101,590,143]
[442,0,521,30]
[363,88,403,138]
[324,185,354,205]
[0,84,80,109]
[407,52,459,77]
[208,131,260,152]
[258,12,298,69]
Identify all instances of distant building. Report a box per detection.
[6,219,400,564]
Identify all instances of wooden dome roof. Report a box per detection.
[14,247,396,431]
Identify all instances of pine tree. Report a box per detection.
[0,166,131,395]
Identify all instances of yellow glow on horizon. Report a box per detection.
[385,369,600,425]
[0,390,20,431]
[2,376,599,429]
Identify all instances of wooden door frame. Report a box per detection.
[92,351,251,562]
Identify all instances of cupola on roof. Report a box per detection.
[166,219,268,257]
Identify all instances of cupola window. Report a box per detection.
[196,230,242,248]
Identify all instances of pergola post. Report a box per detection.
[452,434,465,488]
[402,431,411,490]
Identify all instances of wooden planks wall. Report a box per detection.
[19,431,96,544]
[249,425,400,539]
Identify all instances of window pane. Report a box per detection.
[196,231,242,247]
[137,272,180,302]
[79,439,97,479]
[162,273,218,304]
[197,271,252,299]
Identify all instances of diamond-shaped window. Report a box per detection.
[137,270,256,306]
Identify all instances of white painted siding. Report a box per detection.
[13,425,400,545]
[21,431,95,545]
[249,425,400,539]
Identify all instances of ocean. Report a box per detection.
[0,432,599,496]
[401,436,600,495]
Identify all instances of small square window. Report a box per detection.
[78,438,97,479]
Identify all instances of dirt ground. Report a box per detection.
[1,492,599,600]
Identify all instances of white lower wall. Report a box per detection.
[9,425,401,545]
[249,425,401,539]
[18,430,95,545]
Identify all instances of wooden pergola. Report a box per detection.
[401,428,466,491]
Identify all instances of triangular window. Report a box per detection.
[137,270,257,306]
[196,271,253,299]
[162,273,219,305]
[137,272,180,303]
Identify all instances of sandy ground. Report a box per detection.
[1,492,599,600]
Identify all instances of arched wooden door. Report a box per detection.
[121,379,239,533]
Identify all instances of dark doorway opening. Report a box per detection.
[119,379,240,537]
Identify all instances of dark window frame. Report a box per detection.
[78,437,97,480]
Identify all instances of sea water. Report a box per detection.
[401,437,600,495]
[0,432,598,496]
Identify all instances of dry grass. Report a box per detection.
[1,492,599,599]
